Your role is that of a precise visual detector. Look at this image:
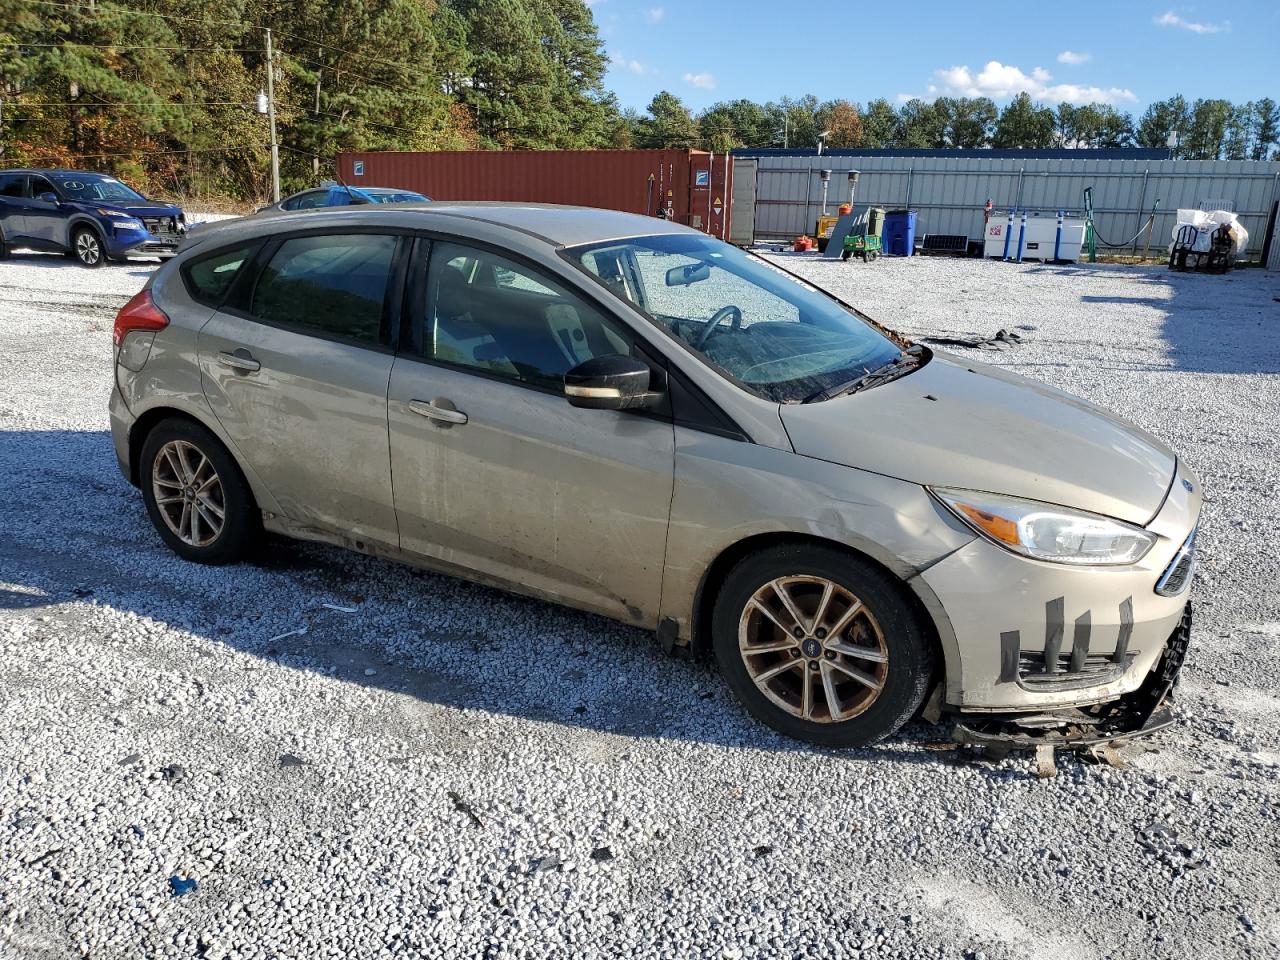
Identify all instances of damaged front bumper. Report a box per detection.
[952,601,1191,750]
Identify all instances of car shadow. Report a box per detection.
[3,249,159,273]
[0,428,985,769]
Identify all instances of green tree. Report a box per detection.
[637,90,697,148]
[897,98,944,147]
[935,96,995,147]
[1136,95,1191,152]
[1251,98,1279,161]
[860,98,900,148]
[1183,98,1235,160]
[992,92,1055,148]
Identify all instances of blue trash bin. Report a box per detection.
[883,210,917,256]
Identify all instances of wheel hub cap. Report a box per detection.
[151,440,225,547]
[738,575,889,723]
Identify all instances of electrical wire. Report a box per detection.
[2,41,257,52]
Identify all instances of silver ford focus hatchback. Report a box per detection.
[109,204,1199,748]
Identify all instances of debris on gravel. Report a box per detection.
[0,249,1277,958]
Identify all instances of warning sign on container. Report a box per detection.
[713,196,722,215]
[695,170,710,186]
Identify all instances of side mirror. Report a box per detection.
[564,355,663,411]
[37,192,59,204]
[666,262,710,286]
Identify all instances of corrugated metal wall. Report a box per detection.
[750,156,1280,259]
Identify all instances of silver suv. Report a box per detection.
[109,204,1199,748]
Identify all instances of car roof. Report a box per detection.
[0,168,113,176]
[197,202,698,249]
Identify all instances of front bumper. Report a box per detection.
[108,224,183,260]
[923,460,1201,711]
[952,602,1191,748]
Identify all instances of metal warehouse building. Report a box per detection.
[732,148,1280,260]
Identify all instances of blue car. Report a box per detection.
[0,168,186,267]
[256,184,430,214]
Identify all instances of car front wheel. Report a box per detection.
[70,226,105,267]
[712,544,935,747]
[140,418,258,564]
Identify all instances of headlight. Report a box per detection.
[930,487,1157,566]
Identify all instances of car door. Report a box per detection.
[23,174,64,246]
[386,238,675,625]
[197,230,407,547]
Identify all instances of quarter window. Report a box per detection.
[0,174,25,198]
[184,243,258,306]
[423,242,634,390]
[250,233,397,346]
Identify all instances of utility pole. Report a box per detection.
[265,28,281,203]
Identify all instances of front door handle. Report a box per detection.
[217,350,261,373]
[407,398,468,426]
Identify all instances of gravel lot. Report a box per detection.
[1,240,1278,960]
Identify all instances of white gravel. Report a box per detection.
[1,245,1278,960]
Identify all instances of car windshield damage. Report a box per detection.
[565,233,910,403]
[52,174,145,203]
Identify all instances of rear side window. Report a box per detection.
[249,233,397,346]
[184,243,257,306]
[0,174,26,198]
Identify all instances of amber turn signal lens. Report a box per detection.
[952,503,1021,546]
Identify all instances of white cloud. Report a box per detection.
[1057,50,1090,65]
[683,71,715,90]
[644,6,664,22]
[1154,11,1229,33]
[609,51,649,75]
[923,60,1136,105]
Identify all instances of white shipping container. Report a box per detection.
[983,212,1086,262]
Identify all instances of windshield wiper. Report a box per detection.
[802,345,924,403]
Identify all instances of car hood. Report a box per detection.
[779,352,1176,526]
[73,199,183,219]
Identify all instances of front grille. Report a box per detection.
[999,596,1137,691]
[1156,527,1197,597]
[142,216,180,237]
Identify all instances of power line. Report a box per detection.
[10,100,255,108]
[3,41,256,52]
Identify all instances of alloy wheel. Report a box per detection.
[151,440,225,547]
[737,575,889,723]
[76,231,101,265]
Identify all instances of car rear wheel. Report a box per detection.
[70,226,104,267]
[712,544,935,747]
[140,418,258,564]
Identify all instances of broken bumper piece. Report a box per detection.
[952,601,1191,750]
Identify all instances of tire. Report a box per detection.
[69,225,105,267]
[140,418,259,564]
[711,544,935,748]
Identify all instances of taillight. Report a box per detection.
[113,289,169,346]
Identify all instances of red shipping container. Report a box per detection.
[335,149,733,239]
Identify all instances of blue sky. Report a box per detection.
[593,0,1278,113]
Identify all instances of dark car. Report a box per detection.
[0,168,186,267]
[254,184,430,214]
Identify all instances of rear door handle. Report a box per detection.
[407,398,468,426]
[217,350,261,373]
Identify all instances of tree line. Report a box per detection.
[0,0,1276,203]
[626,91,1280,160]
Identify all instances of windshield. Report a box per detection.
[564,233,903,403]
[51,174,145,203]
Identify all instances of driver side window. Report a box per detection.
[422,242,635,391]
